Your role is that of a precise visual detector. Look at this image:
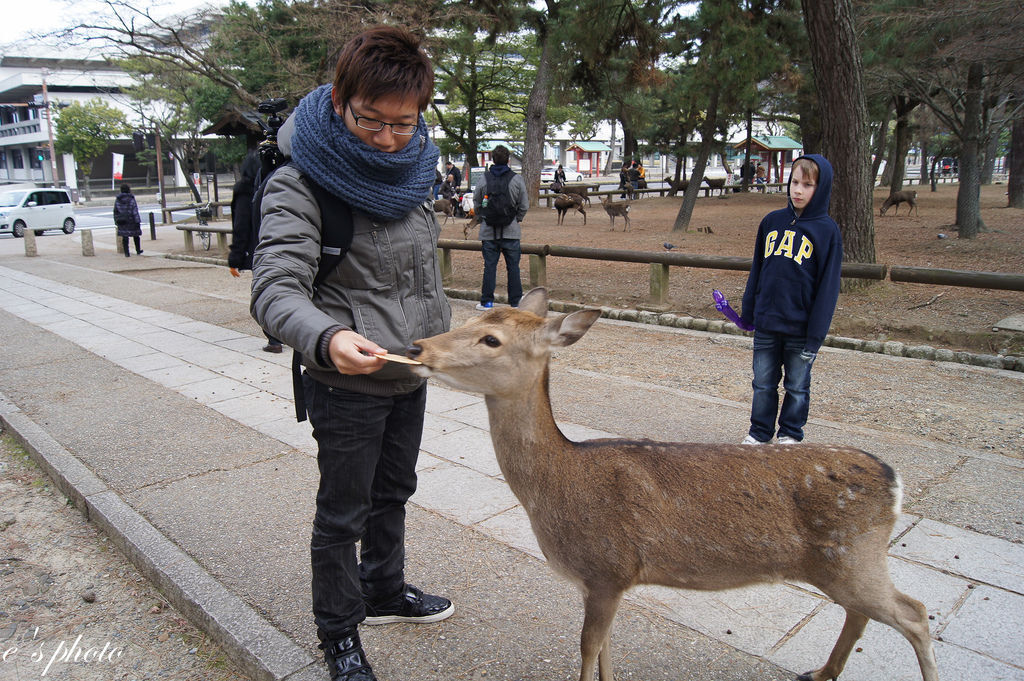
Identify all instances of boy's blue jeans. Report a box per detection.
[749,331,816,442]
[303,375,426,638]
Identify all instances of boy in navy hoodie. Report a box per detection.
[739,154,842,445]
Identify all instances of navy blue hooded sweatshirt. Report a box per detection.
[740,154,842,353]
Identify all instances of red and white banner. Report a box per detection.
[111,152,124,181]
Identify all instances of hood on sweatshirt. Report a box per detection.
[787,153,833,219]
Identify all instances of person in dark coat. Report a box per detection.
[228,151,283,353]
[113,184,143,257]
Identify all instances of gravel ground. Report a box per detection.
[0,433,250,681]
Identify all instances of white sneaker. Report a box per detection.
[740,435,766,445]
[475,302,493,311]
[776,435,800,445]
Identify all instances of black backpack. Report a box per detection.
[251,161,354,422]
[482,171,518,231]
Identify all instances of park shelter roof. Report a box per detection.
[567,141,612,152]
[732,135,802,151]
[478,140,524,157]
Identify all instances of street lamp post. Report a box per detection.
[40,70,60,187]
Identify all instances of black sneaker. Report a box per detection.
[320,628,377,681]
[363,584,454,625]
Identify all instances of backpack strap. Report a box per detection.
[292,173,355,423]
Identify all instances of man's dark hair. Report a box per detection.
[120,184,131,193]
[333,26,434,111]
[492,145,510,166]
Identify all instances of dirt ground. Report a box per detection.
[0,433,249,681]
[438,182,1024,356]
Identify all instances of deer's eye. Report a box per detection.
[482,335,501,348]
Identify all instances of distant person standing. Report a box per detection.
[227,151,283,353]
[445,160,462,191]
[472,144,528,310]
[113,184,143,257]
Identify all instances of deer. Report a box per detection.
[433,198,455,224]
[880,190,919,217]
[599,195,631,232]
[554,193,587,225]
[665,178,689,195]
[407,288,938,681]
[703,176,728,196]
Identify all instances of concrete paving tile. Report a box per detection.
[425,385,482,413]
[181,346,254,371]
[111,352,187,373]
[420,426,501,477]
[133,329,209,354]
[437,400,491,430]
[413,462,519,525]
[422,413,470,440]
[476,505,544,560]
[940,585,1024,668]
[178,376,261,403]
[558,421,619,440]
[209,391,295,427]
[633,582,824,657]
[892,519,1024,592]
[139,362,221,388]
[258,415,315,453]
[416,452,445,472]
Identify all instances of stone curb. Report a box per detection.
[444,288,1024,373]
[0,396,318,681]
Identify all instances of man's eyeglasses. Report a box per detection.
[347,103,417,136]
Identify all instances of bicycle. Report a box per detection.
[193,203,214,250]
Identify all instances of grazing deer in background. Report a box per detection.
[554,193,587,225]
[408,288,938,681]
[665,177,689,195]
[433,198,454,224]
[880,190,919,216]
[703,176,727,196]
[599,195,631,231]
[462,213,481,240]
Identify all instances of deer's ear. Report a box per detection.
[518,288,549,317]
[547,309,601,347]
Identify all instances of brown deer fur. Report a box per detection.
[433,198,454,224]
[408,288,938,681]
[554,193,586,225]
[703,176,727,195]
[880,190,919,217]
[599,195,631,232]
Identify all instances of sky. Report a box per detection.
[0,0,218,48]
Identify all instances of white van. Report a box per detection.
[0,188,76,237]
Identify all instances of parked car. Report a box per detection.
[540,166,584,183]
[0,188,76,237]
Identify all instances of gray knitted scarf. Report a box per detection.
[291,84,439,221]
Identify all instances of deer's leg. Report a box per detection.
[816,549,938,681]
[797,609,868,681]
[579,588,623,681]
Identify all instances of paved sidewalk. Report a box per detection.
[0,243,1022,680]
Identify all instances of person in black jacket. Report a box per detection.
[228,151,283,353]
[113,184,143,257]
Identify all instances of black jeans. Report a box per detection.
[303,375,425,638]
[480,238,523,306]
[122,235,141,254]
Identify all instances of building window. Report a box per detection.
[29,150,43,170]
[12,149,24,169]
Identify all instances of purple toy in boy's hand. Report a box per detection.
[712,289,755,331]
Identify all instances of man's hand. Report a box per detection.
[327,329,387,375]
[229,267,241,278]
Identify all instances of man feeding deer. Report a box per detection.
[738,154,843,446]
[250,26,453,681]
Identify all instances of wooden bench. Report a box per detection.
[176,223,233,252]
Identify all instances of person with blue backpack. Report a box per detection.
[472,144,529,310]
[249,26,453,681]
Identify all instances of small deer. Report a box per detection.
[880,190,919,217]
[665,178,689,195]
[433,198,454,224]
[554,193,587,225]
[408,288,938,681]
[599,195,631,232]
[703,176,728,196]
[462,213,481,240]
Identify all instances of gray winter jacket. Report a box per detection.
[250,164,451,397]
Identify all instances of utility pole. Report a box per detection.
[40,69,59,186]
[154,125,167,222]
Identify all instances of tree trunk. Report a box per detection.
[879,134,896,187]
[523,27,555,208]
[1009,100,1024,208]
[980,128,999,184]
[870,104,891,186]
[918,138,930,186]
[604,119,617,174]
[888,96,917,194]
[801,0,876,267]
[672,87,719,233]
[742,109,752,191]
[956,62,984,239]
